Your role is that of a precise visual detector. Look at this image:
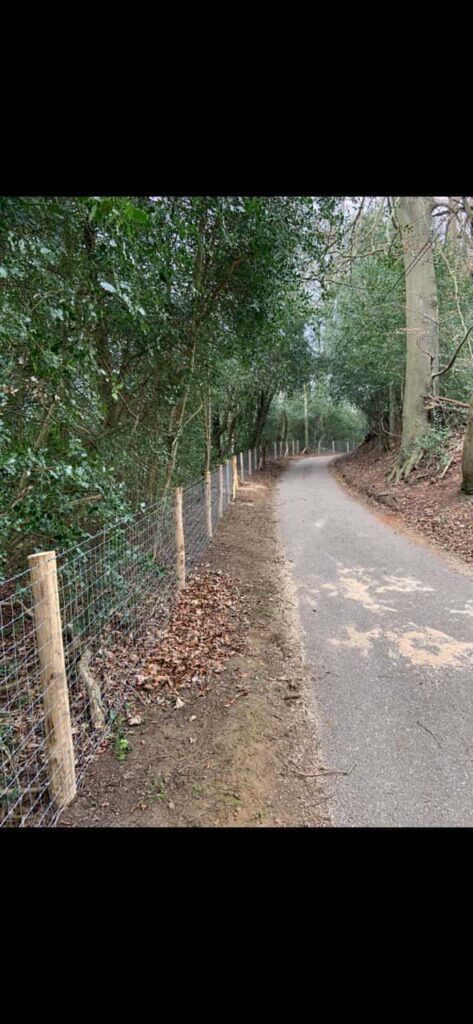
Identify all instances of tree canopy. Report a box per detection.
[3,193,472,578]
[0,195,342,575]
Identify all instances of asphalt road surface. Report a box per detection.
[277,455,473,827]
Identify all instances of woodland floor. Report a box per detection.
[60,463,331,828]
[332,437,473,566]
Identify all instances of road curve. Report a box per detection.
[277,455,473,827]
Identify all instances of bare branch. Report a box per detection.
[424,395,470,410]
[437,243,472,357]
[349,197,365,248]
[432,325,473,379]
[181,403,203,433]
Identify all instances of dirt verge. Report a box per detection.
[60,463,331,828]
[332,441,473,569]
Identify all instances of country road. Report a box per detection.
[277,455,473,827]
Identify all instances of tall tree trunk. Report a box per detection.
[461,197,473,277]
[202,390,212,474]
[212,408,226,459]
[251,389,273,448]
[281,409,288,445]
[161,353,196,495]
[226,410,238,455]
[461,400,473,494]
[388,382,398,448]
[304,384,309,450]
[161,212,207,494]
[393,196,439,479]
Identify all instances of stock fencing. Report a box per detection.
[315,440,354,454]
[0,441,292,828]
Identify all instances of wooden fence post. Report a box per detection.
[205,470,213,538]
[279,441,283,458]
[346,440,350,452]
[174,486,186,590]
[332,440,335,453]
[274,442,277,459]
[226,459,230,501]
[292,440,295,456]
[231,455,238,499]
[248,449,252,475]
[28,551,77,810]
[218,464,224,518]
[254,447,257,470]
[239,451,244,483]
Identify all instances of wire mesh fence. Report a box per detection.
[0,442,296,827]
[182,478,207,576]
[314,440,355,454]
[210,467,221,535]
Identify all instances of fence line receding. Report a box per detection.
[1,440,308,827]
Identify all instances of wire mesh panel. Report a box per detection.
[0,448,282,827]
[1,496,180,827]
[222,465,231,515]
[54,498,176,809]
[57,497,175,649]
[210,467,221,535]
[182,478,207,574]
[313,440,352,453]
[0,570,48,827]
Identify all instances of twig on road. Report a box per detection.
[417,720,443,749]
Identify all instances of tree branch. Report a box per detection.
[432,325,473,379]
[424,394,470,410]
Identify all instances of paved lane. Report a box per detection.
[277,456,473,827]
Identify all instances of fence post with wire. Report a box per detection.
[0,440,296,827]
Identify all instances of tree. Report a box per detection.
[320,207,405,443]
[0,195,343,576]
[391,196,439,479]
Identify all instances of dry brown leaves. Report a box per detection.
[130,567,244,701]
[89,566,244,726]
[1,566,243,825]
[334,439,473,565]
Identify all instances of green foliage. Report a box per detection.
[4,195,471,574]
[0,196,343,576]
[268,382,367,448]
[320,213,406,432]
[318,200,473,445]
[434,242,473,405]
[414,426,454,468]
